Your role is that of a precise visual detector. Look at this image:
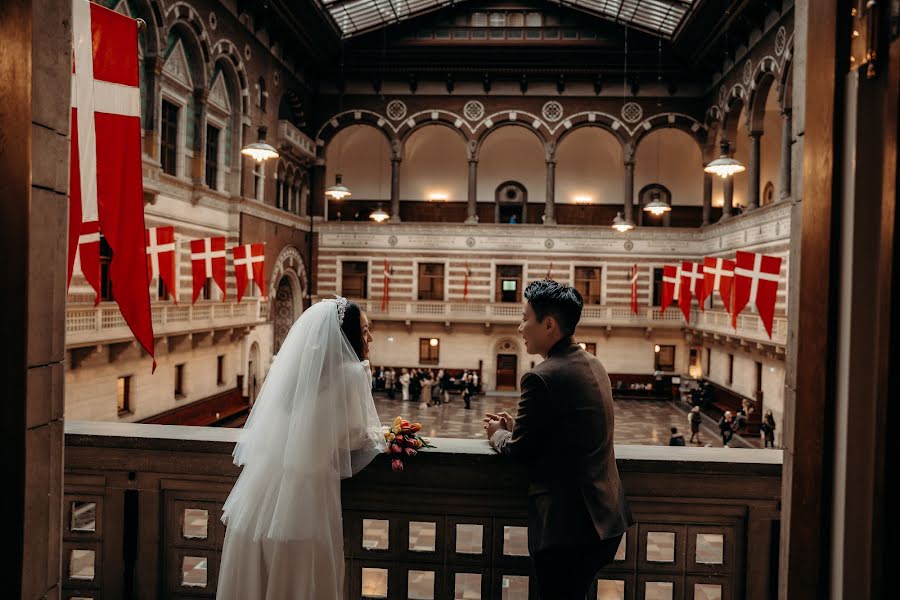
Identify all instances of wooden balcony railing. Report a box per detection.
[62,422,782,599]
[65,299,269,347]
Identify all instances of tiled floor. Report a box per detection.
[372,394,762,449]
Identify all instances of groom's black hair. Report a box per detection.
[523,279,583,337]
[341,301,366,361]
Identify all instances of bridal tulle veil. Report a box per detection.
[217,298,384,599]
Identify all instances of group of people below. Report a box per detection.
[669,403,777,448]
[371,366,481,409]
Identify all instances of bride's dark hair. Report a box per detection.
[340,301,365,361]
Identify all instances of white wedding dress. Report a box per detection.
[217,299,385,599]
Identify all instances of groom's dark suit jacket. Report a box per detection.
[490,338,633,553]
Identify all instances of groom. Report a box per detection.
[484,279,633,599]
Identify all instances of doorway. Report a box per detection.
[496,354,518,390]
[495,181,527,224]
[495,265,523,303]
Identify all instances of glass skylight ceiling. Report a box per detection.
[318,0,699,39]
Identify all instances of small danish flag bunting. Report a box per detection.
[679,262,704,323]
[463,261,470,302]
[630,264,640,316]
[701,257,735,313]
[145,226,177,302]
[660,264,682,314]
[381,259,392,311]
[190,237,227,303]
[232,243,266,303]
[732,251,782,337]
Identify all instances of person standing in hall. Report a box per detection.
[434,369,445,405]
[472,370,479,395]
[462,373,473,410]
[761,410,777,448]
[688,406,703,444]
[410,369,421,403]
[484,280,632,600]
[400,368,410,401]
[385,368,396,400]
[719,411,735,447]
[668,427,686,446]
[419,371,432,408]
[441,369,452,404]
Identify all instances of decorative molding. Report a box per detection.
[162,39,193,91]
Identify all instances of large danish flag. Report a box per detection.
[68,0,154,369]
[660,265,682,314]
[190,237,227,303]
[232,243,266,303]
[679,262,704,323]
[145,226,177,302]
[630,264,640,316]
[702,257,735,313]
[732,250,782,337]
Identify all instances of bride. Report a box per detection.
[217,297,385,599]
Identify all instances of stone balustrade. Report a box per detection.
[65,299,269,347]
[62,421,781,599]
[278,119,317,160]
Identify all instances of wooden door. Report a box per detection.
[496,354,518,390]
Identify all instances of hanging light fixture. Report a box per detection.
[705,140,745,178]
[325,174,351,200]
[643,189,672,216]
[241,126,279,162]
[611,211,634,232]
[369,205,389,223]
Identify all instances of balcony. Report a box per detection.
[65,299,269,348]
[277,119,316,160]
[317,297,787,350]
[62,421,781,599]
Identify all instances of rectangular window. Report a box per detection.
[655,345,676,371]
[525,11,542,26]
[507,12,524,26]
[495,265,523,303]
[470,12,487,26]
[117,376,132,415]
[652,268,664,306]
[160,100,179,176]
[417,263,445,301]
[174,364,185,398]
[574,266,602,304]
[341,261,368,299]
[579,342,596,355]
[488,12,506,26]
[217,355,225,386]
[419,338,440,364]
[100,236,114,301]
[205,123,220,189]
[727,353,735,386]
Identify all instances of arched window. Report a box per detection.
[258,77,267,112]
[637,183,672,227]
[495,181,527,224]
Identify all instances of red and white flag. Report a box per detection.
[190,237,227,303]
[630,264,640,316]
[68,0,155,369]
[145,226,177,302]
[232,243,266,303]
[732,251,782,337]
[660,265,682,314]
[679,262,703,323]
[463,261,470,302]
[702,257,735,313]
[381,259,391,311]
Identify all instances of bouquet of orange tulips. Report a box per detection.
[383,416,434,472]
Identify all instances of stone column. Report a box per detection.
[779,108,793,201]
[466,159,478,223]
[390,139,402,222]
[143,55,164,159]
[624,155,636,225]
[702,172,713,225]
[543,141,557,225]
[747,130,762,210]
[191,90,209,186]
[465,140,478,223]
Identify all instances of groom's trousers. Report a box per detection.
[532,534,623,600]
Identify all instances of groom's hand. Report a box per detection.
[483,417,503,439]
[485,412,515,432]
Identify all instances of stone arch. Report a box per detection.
[495,180,528,223]
[315,110,395,155]
[210,39,250,115]
[637,183,672,227]
[165,21,209,94]
[475,119,548,157]
[268,245,307,302]
[721,89,748,145]
[555,117,628,155]
[747,57,780,132]
[396,109,474,143]
[632,114,707,154]
[268,246,307,352]
[779,56,794,111]
[165,2,211,64]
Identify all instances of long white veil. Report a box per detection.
[218,299,384,599]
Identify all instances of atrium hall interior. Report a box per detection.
[2,0,897,599]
